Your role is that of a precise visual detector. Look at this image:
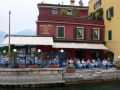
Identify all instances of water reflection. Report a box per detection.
[0,81,120,90]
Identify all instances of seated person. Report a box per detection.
[102,59,108,68]
[86,59,91,68]
[81,59,86,68]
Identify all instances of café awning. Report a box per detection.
[53,42,108,50]
[3,35,53,45]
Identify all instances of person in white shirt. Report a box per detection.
[102,59,108,68]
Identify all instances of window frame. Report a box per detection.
[56,26,65,38]
[52,8,58,15]
[94,0,101,10]
[93,28,100,40]
[76,27,85,39]
[67,8,72,15]
[106,7,114,20]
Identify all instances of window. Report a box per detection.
[57,26,65,38]
[76,27,84,39]
[93,28,100,40]
[106,7,114,20]
[52,8,58,14]
[67,9,72,15]
[108,30,112,40]
[94,0,101,10]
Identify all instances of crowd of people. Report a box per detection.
[0,55,117,69]
[67,58,116,69]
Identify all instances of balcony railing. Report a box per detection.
[38,15,104,25]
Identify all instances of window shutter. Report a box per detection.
[108,30,112,40]
[50,8,52,14]
[94,4,96,10]
[100,30,102,40]
[84,28,86,40]
[106,10,108,19]
[111,7,114,17]
[73,28,77,39]
[91,29,93,40]
[99,0,101,6]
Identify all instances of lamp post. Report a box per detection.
[8,11,11,67]
[37,49,41,60]
[60,49,65,60]
[35,49,41,63]
[13,49,17,68]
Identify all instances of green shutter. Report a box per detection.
[58,27,64,38]
[108,30,112,40]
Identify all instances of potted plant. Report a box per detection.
[19,64,25,68]
[31,64,38,68]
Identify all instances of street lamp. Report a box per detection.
[37,49,41,53]
[3,50,6,54]
[3,50,6,58]
[60,49,64,53]
[13,49,17,68]
[13,49,17,53]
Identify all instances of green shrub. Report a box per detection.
[116,60,120,69]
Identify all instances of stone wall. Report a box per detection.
[1,68,120,86]
[64,68,120,84]
[0,68,65,85]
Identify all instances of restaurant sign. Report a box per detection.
[40,24,53,35]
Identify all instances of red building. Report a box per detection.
[36,1,107,60]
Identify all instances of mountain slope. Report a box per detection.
[0,31,6,47]
[0,29,36,47]
[15,29,36,35]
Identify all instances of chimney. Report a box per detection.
[79,0,83,6]
[70,0,75,5]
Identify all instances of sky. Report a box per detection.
[0,0,90,34]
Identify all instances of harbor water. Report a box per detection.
[0,81,120,90]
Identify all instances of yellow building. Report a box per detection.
[89,0,120,60]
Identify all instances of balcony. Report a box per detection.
[38,15,104,25]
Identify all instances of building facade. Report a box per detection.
[36,1,107,60]
[89,0,120,60]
